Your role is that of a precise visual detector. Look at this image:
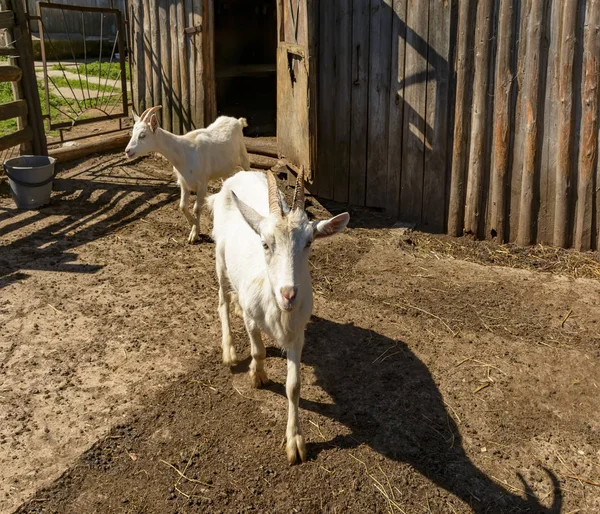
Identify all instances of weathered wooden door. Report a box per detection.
[276,0,317,181]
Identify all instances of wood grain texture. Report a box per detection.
[142,0,153,113]
[158,0,171,131]
[464,0,493,236]
[399,0,428,223]
[365,0,392,208]
[574,0,599,250]
[177,0,190,131]
[490,0,515,242]
[170,0,182,134]
[348,0,370,206]
[447,0,474,236]
[0,64,22,82]
[422,0,451,233]
[149,0,162,110]
[553,0,578,247]
[517,0,545,246]
[0,98,27,121]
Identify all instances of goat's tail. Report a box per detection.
[238,117,248,128]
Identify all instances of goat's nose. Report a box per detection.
[280,286,298,303]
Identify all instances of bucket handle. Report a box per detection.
[3,166,57,188]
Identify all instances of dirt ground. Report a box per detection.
[1,152,600,514]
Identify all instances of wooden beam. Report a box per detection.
[0,46,18,56]
[554,0,578,247]
[574,0,599,251]
[0,10,15,29]
[0,126,32,152]
[48,133,131,163]
[517,0,545,246]
[244,137,278,158]
[490,0,515,243]
[464,0,494,236]
[0,65,22,82]
[0,99,27,122]
[447,0,474,236]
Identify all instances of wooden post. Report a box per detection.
[553,0,578,248]
[150,0,162,110]
[178,0,190,131]
[12,0,46,155]
[170,0,182,134]
[517,0,545,246]
[447,0,474,236]
[142,0,154,111]
[574,0,599,251]
[464,0,493,236]
[490,0,515,242]
[159,0,172,131]
[132,0,145,112]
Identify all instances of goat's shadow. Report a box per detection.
[252,316,562,514]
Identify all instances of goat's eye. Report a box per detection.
[262,241,269,251]
[305,240,312,249]
[138,133,145,139]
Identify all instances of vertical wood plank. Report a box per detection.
[333,0,352,203]
[150,0,162,110]
[203,0,216,124]
[399,0,428,222]
[185,0,196,128]
[159,0,172,131]
[517,0,545,246]
[366,0,392,208]
[132,0,145,112]
[422,0,451,233]
[177,0,190,132]
[170,0,182,134]
[553,0,578,247]
[317,0,335,198]
[537,0,559,245]
[142,0,153,111]
[574,0,599,251]
[348,0,370,206]
[447,0,474,236]
[386,0,407,216]
[193,0,205,127]
[464,0,494,236]
[490,0,515,242]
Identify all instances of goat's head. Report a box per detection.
[124,106,162,159]
[232,169,350,312]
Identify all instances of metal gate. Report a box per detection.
[35,1,131,141]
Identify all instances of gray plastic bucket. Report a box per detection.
[4,155,57,209]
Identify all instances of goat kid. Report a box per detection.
[208,169,349,464]
[124,106,250,243]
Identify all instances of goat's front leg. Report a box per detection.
[243,315,269,388]
[285,339,306,464]
[216,251,237,366]
[188,181,207,244]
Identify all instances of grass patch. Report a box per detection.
[51,61,130,81]
[47,75,116,93]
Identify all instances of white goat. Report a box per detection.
[207,169,350,464]
[124,106,250,243]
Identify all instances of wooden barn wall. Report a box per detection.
[130,0,205,134]
[316,0,600,250]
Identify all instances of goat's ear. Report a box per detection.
[231,191,264,234]
[313,212,350,238]
[149,113,159,132]
[132,110,140,123]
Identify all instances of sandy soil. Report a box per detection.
[1,152,599,514]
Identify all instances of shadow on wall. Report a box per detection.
[264,316,562,513]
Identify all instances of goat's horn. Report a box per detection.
[141,105,162,122]
[266,171,282,217]
[292,166,305,211]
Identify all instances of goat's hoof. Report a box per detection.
[222,346,237,367]
[188,226,199,244]
[249,370,270,388]
[286,434,306,465]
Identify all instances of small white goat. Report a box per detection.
[207,169,349,464]
[124,106,250,243]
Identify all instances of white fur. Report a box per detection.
[125,112,250,243]
[207,171,350,464]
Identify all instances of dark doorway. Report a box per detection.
[213,0,277,137]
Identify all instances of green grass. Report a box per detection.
[0,83,18,135]
[52,61,130,81]
[47,75,116,93]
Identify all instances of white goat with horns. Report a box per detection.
[124,106,250,243]
[208,168,350,464]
